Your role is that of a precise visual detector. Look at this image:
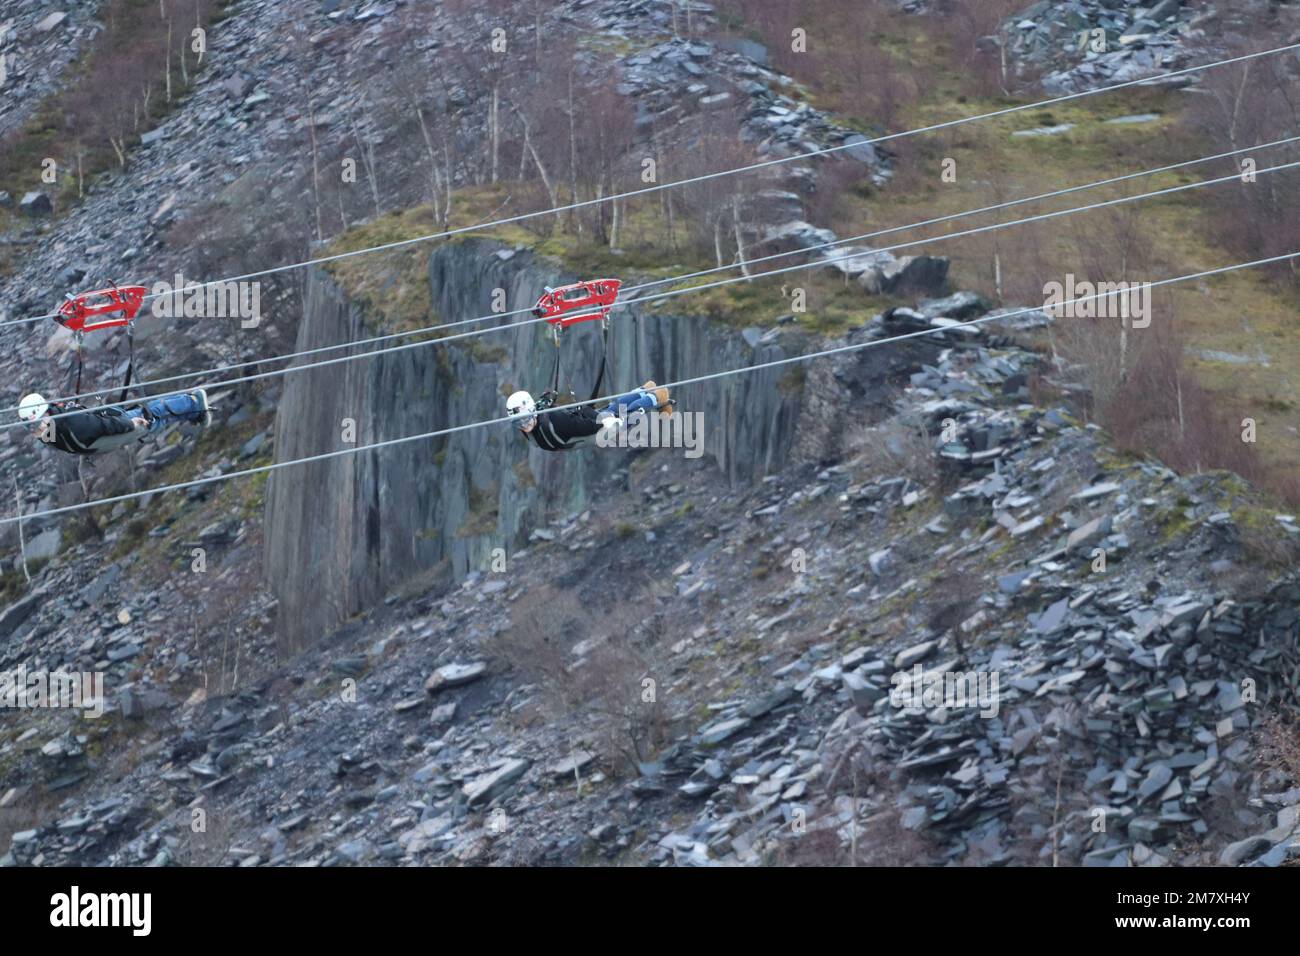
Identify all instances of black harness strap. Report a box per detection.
[73,332,84,395]
[550,326,563,394]
[589,320,610,402]
[116,323,135,406]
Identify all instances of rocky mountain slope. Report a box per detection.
[4,297,1298,866]
[0,4,100,141]
[1,0,1298,867]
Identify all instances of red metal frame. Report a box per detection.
[532,279,621,329]
[55,285,148,334]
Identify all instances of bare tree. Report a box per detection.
[1182,44,1300,283]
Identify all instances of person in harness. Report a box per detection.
[17,389,211,455]
[506,382,671,452]
[517,278,677,451]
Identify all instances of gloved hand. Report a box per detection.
[599,415,624,431]
[35,418,56,444]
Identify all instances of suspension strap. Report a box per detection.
[73,331,84,395]
[589,316,610,402]
[550,325,563,395]
[116,321,135,406]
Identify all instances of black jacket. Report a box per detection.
[43,402,138,455]
[526,406,602,451]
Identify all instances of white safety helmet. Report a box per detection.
[506,389,536,424]
[18,393,49,423]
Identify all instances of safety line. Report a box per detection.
[5,249,1295,527]
[2,40,1295,330]
[5,155,1294,433]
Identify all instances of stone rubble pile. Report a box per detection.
[1004,0,1213,95]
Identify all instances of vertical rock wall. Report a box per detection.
[264,239,807,647]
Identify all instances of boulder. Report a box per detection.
[25,528,62,562]
[462,758,531,807]
[917,291,988,320]
[424,661,487,693]
[0,588,48,639]
[863,255,949,297]
[19,192,53,217]
[1220,835,1273,866]
[1067,515,1113,552]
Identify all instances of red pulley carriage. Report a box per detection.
[532,279,621,338]
[55,285,149,334]
[53,284,149,398]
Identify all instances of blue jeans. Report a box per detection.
[600,389,657,419]
[133,393,205,434]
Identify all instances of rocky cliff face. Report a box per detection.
[264,239,811,647]
[12,307,1299,869]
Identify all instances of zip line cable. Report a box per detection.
[6,248,1296,527]
[627,133,1300,293]
[2,40,1297,332]
[8,133,1293,418]
[4,155,1295,433]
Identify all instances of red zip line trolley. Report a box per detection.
[531,278,621,332]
